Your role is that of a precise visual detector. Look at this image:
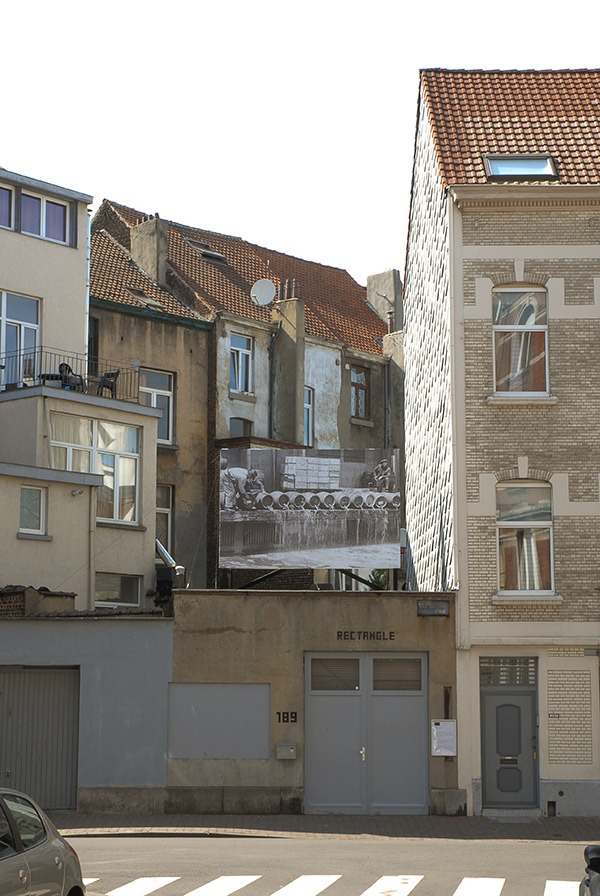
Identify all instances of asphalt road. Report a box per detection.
[74,834,588,896]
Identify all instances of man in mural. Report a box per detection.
[220,461,264,510]
[372,458,394,492]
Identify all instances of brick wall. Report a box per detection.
[547,669,593,764]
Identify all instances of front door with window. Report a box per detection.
[304,653,428,814]
[480,658,538,809]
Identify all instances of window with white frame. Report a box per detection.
[19,486,46,535]
[95,572,141,607]
[497,482,553,593]
[0,187,12,229]
[350,365,369,419]
[484,154,557,180]
[20,191,68,243]
[493,288,548,395]
[50,413,140,523]
[0,291,39,385]
[230,333,253,393]
[156,484,173,556]
[303,386,314,446]
[139,369,174,443]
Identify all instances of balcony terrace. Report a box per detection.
[0,346,140,404]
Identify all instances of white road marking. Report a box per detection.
[84,880,99,886]
[543,883,580,895]
[107,878,181,896]
[270,875,341,895]
[182,877,262,895]
[358,875,424,895]
[453,879,505,896]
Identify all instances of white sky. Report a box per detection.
[3,1,599,285]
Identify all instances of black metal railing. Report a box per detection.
[0,346,140,403]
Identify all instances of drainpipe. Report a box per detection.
[88,487,95,610]
[268,322,282,440]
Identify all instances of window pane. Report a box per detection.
[0,805,17,858]
[497,485,551,522]
[231,333,251,351]
[499,527,552,591]
[3,795,47,848]
[351,367,367,385]
[119,456,137,521]
[51,413,92,446]
[95,572,140,605]
[493,292,547,326]
[6,293,39,324]
[20,487,42,531]
[494,330,547,392]
[156,392,171,441]
[311,658,360,690]
[45,200,67,241]
[140,369,171,390]
[72,448,91,473]
[21,194,41,234]
[97,453,115,518]
[0,187,12,228]
[51,445,67,469]
[373,658,421,691]
[156,484,172,508]
[97,421,138,453]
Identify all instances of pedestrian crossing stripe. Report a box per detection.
[83,874,582,895]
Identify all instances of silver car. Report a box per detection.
[0,788,85,896]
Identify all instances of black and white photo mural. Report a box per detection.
[219,448,402,568]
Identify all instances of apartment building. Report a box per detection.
[403,69,600,815]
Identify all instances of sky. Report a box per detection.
[3,1,599,286]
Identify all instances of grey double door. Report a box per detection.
[304,653,428,815]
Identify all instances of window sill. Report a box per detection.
[491,592,563,605]
[158,441,179,452]
[96,521,147,532]
[229,390,256,404]
[487,395,558,407]
[17,532,52,541]
[350,417,375,428]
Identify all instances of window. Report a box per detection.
[3,794,47,849]
[0,804,17,859]
[156,484,173,556]
[95,572,140,607]
[229,417,252,437]
[19,486,46,534]
[484,154,557,179]
[88,316,99,376]
[497,482,553,593]
[50,413,140,523]
[303,386,314,446]
[230,333,253,393]
[350,365,369,419]
[20,192,68,242]
[0,291,39,385]
[0,187,12,229]
[140,369,173,443]
[493,289,548,394]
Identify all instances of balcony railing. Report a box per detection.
[0,346,140,404]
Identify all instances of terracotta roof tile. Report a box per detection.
[420,69,600,187]
[92,201,386,355]
[90,230,199,322]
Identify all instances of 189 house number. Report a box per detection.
[276,711,298,723]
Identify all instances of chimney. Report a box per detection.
[366,270,403,331]
[282,278,300,300]
[130,215,169,286]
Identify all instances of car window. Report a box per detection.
[3,795,47,849]
[0,803,17,859]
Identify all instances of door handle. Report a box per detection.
[359,747,366,762]
[55,855,63,869]
[19,869,28,882]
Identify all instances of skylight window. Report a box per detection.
[186,238,227,263]
[484,154,557,180]
[126,287,164,309]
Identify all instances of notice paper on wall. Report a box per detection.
[431,719,457,756]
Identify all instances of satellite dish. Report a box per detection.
[250,279,276,306]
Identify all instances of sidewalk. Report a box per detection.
[49,811,600,842]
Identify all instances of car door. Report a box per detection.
[0,801,30,896]
[2,794,63,896]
